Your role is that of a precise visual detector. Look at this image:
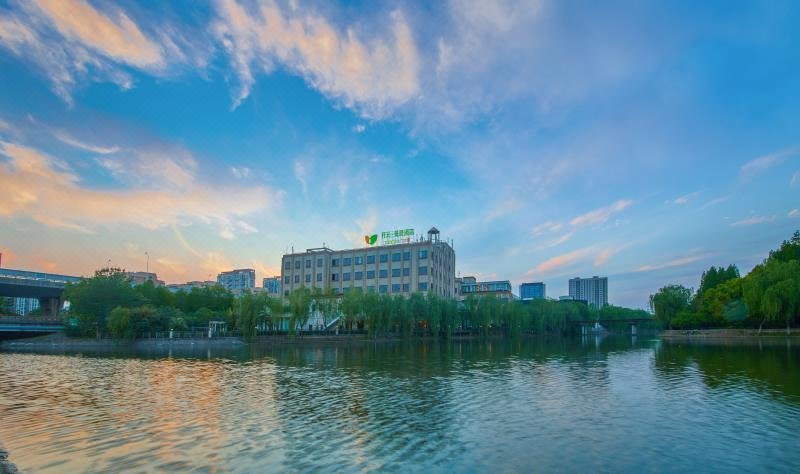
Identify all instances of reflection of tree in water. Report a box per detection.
[654,340,800,405]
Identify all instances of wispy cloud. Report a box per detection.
[570,200,632,227]
[698,195,730,211]
[0,140,280,238]
[791,171,800,186]
[530,247,593,275]
[535,231,573,250]
[53,129,120,154]
[729,215,776,227]
[294,160,308,194]
[211,0,419,116]
[672,191,700,205]
[231,166,251,179]
[636,254,710,272]
[352,124,366,133]
[740,146,800,179]
[531,221,563,236]
[789,209,799,218]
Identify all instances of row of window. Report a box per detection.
[285,267,430,284]
[284,249,430,270]
[283,282,430,296]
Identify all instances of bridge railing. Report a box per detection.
[0,268,82,284]
[0,316,64,325]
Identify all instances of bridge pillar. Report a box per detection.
[37,297,63,318]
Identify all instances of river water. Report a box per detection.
[1,337,798,473]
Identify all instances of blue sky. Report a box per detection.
[0,0,798,307]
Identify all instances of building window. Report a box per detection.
[379,285,388,294]
[419,266,428,275]
[367,254,376,264]
[317,258,323,267]
[355,256,363,265]
[331,273,339,282]
[332,258,339,267]
[367,285,375,293]
[392,268,401,277]
[402,251,410,261]
[380,253,388,263]
[316,273,322,282]
[355,271,363,280]
[392,252,401,262]
[419,249,428,259]
[284,275,290,283]
[294,261,301,270]
[305,274,311,283]
[402,283,409,293]
[379,269,388,278]
[343,257,352,266]
[392,284,401,293]
[284,261,291,270]
[403,267,410,277]
[418,282,428,291]
[305,259,311,268]
[367,270,375,279]
[294,275,300,284]
[343,272,351,281]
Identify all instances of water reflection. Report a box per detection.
[1,337,798,472]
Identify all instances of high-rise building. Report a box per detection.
[459,277,515,301]
[217,269,256,295]
[281,227,456,299]
[568,276,608,309]
[519,282,546,300]
[262,276,281,296]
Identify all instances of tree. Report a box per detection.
[64,267,143,337]
[746,259,800,334]
[649,285,693,329]
[106,307,135,339]
[288,287,312,336]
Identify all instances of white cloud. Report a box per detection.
[529,246,592,276]
[294,159,308,194]
[231,166,251,179]
[789,209,799,218]
[52,129,120,154]
[672,191,699,205]
[0,140,280,238]
[729,215,776,227]
[698,195,730,211]
[636,254,709,272]
[570,200,632,227]
[740,146,799,179]
[352,124,366,133]
[535,231,573,250]
[212,0,420,117]
[97,148,197,190]
[531,221,563,236]
[0,0,206,103]
[791,171,800,186]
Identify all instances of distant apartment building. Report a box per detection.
[460,276,515,301]
[126,271,164,286]
[262,276,281,297]
[519,282,546,300]
[166,280,217,293]
[217,269,256,295]
[568,276,608,309]
[281,227,456,299]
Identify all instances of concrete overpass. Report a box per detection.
[0,268,82,317]
[0,316,64,339]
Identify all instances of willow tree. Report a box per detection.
[288,287,312,336]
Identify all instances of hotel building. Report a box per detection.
[568,276,608,309]
[281,227,456,299]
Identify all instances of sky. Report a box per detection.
[0,0,798,308]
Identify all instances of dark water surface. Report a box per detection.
[1,337,799,473]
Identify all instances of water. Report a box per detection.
[1,337,799,473]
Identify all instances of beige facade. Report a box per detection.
[281,228,456,299]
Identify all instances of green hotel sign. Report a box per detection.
[364,228,414,246]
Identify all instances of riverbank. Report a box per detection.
[661,328,800,339]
